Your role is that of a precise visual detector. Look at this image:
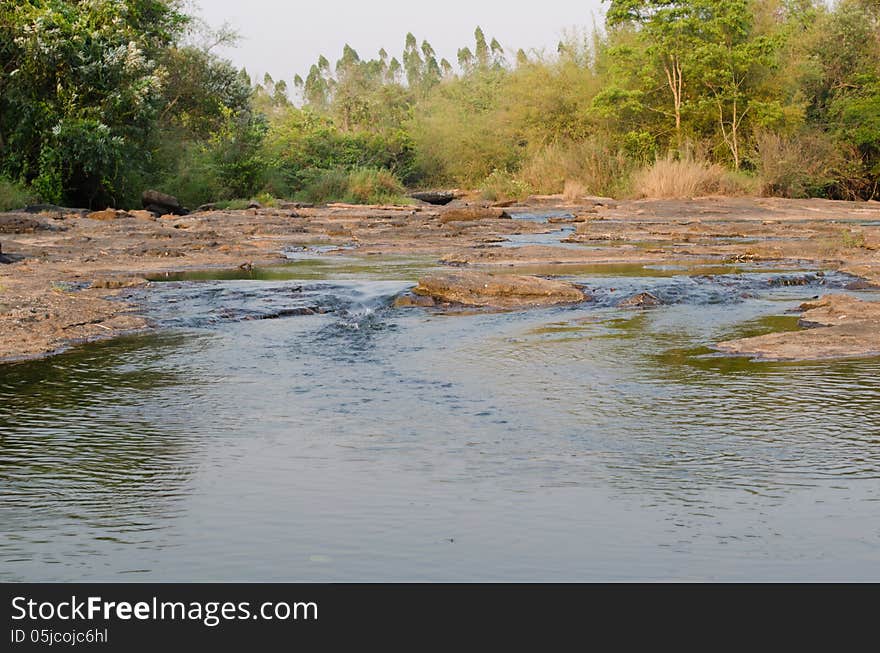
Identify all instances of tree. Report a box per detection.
[0,0,187,207]
[606,0,699,144]
[691,1,777,168]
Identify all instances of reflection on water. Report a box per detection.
[2,262,880,580]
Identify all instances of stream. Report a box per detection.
[2,215,880,581]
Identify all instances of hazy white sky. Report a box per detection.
[195,0,607,86]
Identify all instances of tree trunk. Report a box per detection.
[664,55,683,146]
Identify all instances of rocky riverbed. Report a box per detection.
[1,195,879,362]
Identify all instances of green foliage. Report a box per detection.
[296,168,408,205]
[479,169,532,202]
[0,0,187,207]
[2,3,879,206]
[346,168,407,204]
[262,108,416,195]
[0,177,35,211]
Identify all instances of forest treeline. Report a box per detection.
[1,0,879,210]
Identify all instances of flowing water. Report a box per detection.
[2,226,880,580]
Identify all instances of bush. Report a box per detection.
[296,169,352,204]
[754,132,863,199]
[264,108,418,194]
[479,169,532,201]
[346,168,407,204]
[519,139,635,198]
[632,153,755,198]
[151,140,225,209]
[0,178,35,211]
[296,168,408,205]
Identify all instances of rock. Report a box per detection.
[22,204,87,217]
[142,190,185,215]
[86,209,126,221]
[129,210,156,221]
[715,293,880,361]
[618,291,662,308]
[412,270,587,308]
[247,201,262,209]
[91,276,148,289]
[394,292,436,308]
[439,207,511,223]
[0,214,45,233]
[845,279,877,291]
[796,294,879,327]
[0,242,10,264]
[841,265,880,288]
[410,190,457,205]
[278,201,313,209]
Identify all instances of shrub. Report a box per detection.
[264,108,418,193]
[754,131,862,199]
[296,168,408,205]
[479,169,532,201]
[346,168,407,204]
[519,139,635,198]
[632,153,754,198]
[0,177,35,211]
[296,170,351,204]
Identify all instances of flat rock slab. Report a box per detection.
[797,294,880,327]
[413,270,587,308]
[0,214,48,233]
[716,293,880,361]
[439,207,511,223]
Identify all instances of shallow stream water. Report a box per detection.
[2,218,880,581]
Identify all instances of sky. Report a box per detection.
[194,0,607,87]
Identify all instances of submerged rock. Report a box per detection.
[618,291,662,308]
[413,270,587,308]
[715,293,880,361]
[91,276,148,289]
[393,292,436,308]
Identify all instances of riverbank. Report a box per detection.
[1,195,879,362]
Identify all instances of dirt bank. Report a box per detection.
[1,196,878,362]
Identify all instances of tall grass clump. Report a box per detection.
[632,153,755,198]
[0,177,35,211]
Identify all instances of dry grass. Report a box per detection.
[632,154,754,198]
[562,180,586,201]
[519,139,634,198]
[754,131,859,199]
